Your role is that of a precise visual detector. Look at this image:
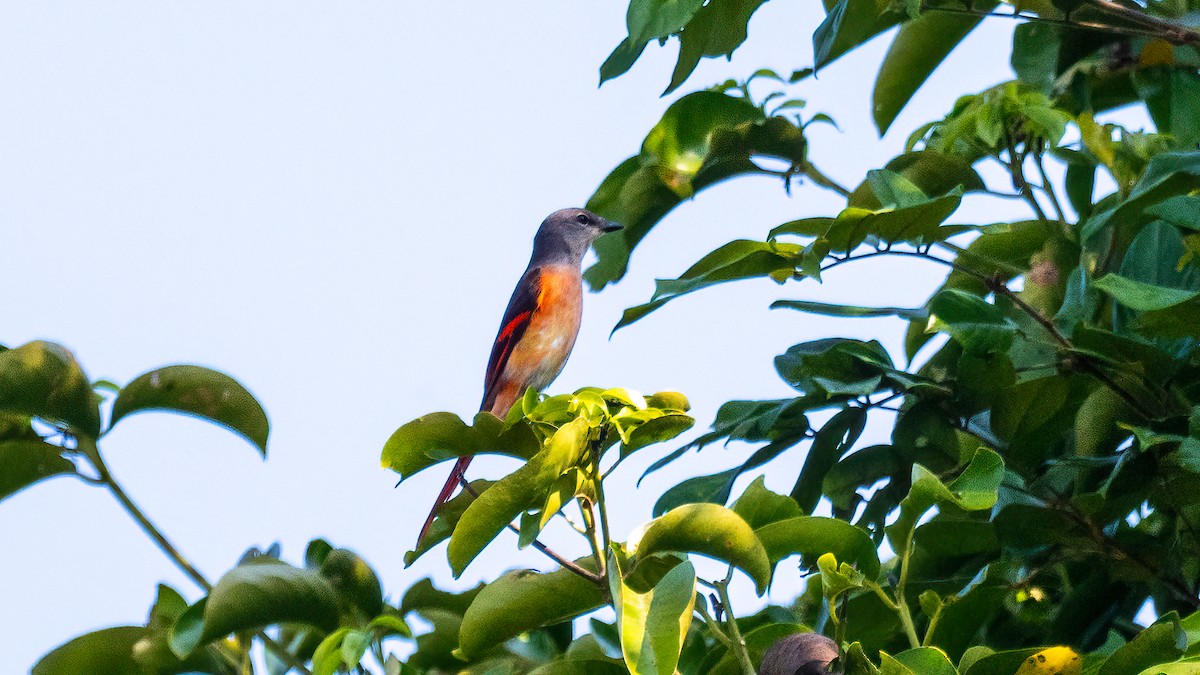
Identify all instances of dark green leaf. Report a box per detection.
[652,439,798,515]
[627,0,705,45]
[457,559,606,659]
[848,151,985,209]
[318,547,384,620]
[928,289,1016,354]
[1098,612,1185,675]
[400,577,483,617]
[771,299,926,320]
[755,516,881,578]
[886,448,1004,560]
[790,407,867,513]
[169,562,340,657]
[1133,66,1200,148]
[0,341,100,438]
[0,440,75,503]
[110,365,269,456]
[586,92,810,289]
[636,502,771,593]
[667,0,768,94]
[775,338,893,397]
[1082,150,1200,246]
[813,0,902,70]
[614,239,800,331]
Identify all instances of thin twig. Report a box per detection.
[81,438,313,675]
[1087,0,1200,44]
[920,3,1200,42]
[458,479,603,584]
[1034,150,1068,223]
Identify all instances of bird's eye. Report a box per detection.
[575,213,589,225]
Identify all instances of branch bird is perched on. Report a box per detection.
[417,208,622,543]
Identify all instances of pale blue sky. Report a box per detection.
[0,2,1113,670]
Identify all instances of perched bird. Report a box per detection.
[417,208,622,543]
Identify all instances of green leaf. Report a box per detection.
[882,647,958,675]
[886,448,1004,560]
[1099,612,1185,675]
[400,577,484,617]
[405,479,494,567]
[666,0,768,94]
[961,647,1043,675]
[613,239,800,331]
[613,558,697,675]
[1133,66,1200,148]
[731,476,803,529]
[775,338,893,397]
[381,411,537,482]
[813,0,902,70]
[0,440,75,503]
[635,502,771,594]
[872,5,996,134]
[311,627,352,675]
[318,547,384,620]
[823,185,963,252]
[1093,273,1200,311]
[1146,195,1200,231]
[1082,150,1200,246]
[586,92,808,290]
[848,151,985,209]
[790,407,867,513]
[456,559,606,660]
[110,365,269,456]
[927,289,1016,354]
[448,417,590,576]
[169,562,340,658]
[755,515,881,578]
[652,437,799,515]
[0,341,100,438]
[626,0,705,45]
[771,299,925,320]
[32,627,150,675]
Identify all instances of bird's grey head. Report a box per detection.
[530,208,622,267]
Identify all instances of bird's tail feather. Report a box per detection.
[416,456,472,546]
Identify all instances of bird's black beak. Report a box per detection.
[602,221,624,233]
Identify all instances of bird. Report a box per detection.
[417,208,622,544]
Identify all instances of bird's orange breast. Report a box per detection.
[487,265,582,414]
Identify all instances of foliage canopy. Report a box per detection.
[9,0,1200,673]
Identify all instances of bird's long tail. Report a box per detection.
[416,456,472,545]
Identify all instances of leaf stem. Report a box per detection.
[714,567,756,675]
[894,526,922,649]
[695,597,734,648]
[80,436,314,675]
[1034,150,1068,224]
[83,437,212,592]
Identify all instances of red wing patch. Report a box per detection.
[481,269,542,412]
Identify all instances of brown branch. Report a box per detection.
[920,3,1200,43]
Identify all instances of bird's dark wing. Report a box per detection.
[480,266,542,413]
